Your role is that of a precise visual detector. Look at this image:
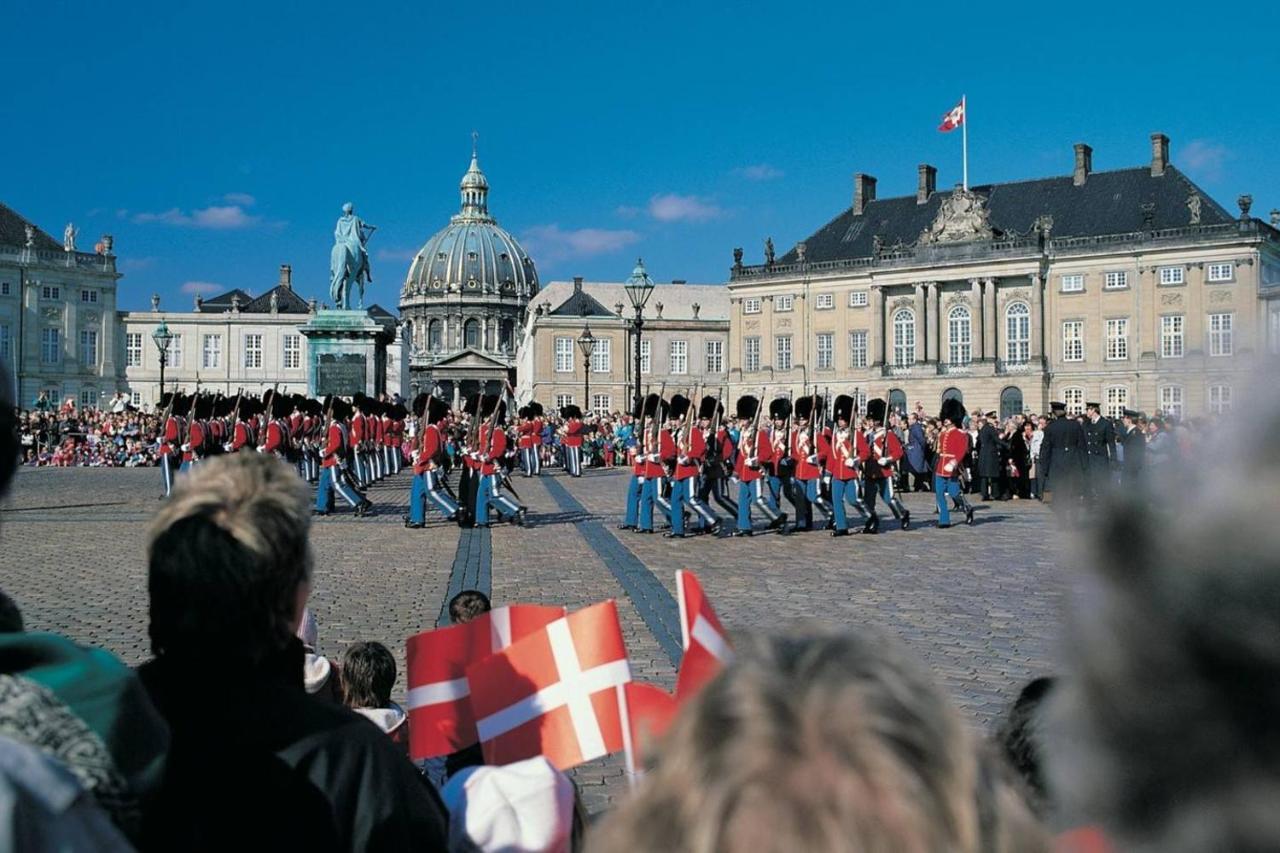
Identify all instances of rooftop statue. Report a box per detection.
[330,202,377,310]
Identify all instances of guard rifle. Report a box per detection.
[644,380,666,464]
[706,385,726,478]
[745,385,766,469]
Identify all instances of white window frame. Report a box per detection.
[554,336,573,373]
[1209,384,1233,414]
[1104,271,1129,290]
[947,306,972,365]
[815,293,834,310]
[1105,318,1129,361]
[41,328,60,364]
[1209,312,1234,357]
[705,339,723,374]
[591,393,610,414]
[80,289,98,303]
[639,339,651,374]
[1207,262,1235,283]
[0,282,9,296]
[669,340,688,375]
[126,333,143,368]
[1158,266,1185,285]
[129,391,142,408]
[284,335,301,370]
[816,332,833,370]
[848,291,868,307]
[591,338,611,374]
[1005,302,1030,364]
[168,334,183,369]
[555,393,574,409]
[202,334,222,370]
[892,308,916,367]
[1161,315,1185,358]
[1063,387,1085,416]
[849,330,868,368]
[1060,274,1084,293]
[79,329,99,366]
[41,285,60,301]
[742,297,761,315]
[244,334,263,369]
[774,295,794,312]
[1159,385,1184,420]
[744,336,760,372]
[775,335,792,371]
[1104,386,1129,420]
[1062,320,1084,362]
[80,389,98,408]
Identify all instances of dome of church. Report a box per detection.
[401,153,537,300]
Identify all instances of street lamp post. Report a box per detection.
[622,258,656,413]
[577,324,596,414]
[152,320,174,404]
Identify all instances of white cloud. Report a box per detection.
[648,193,723,223]
[133,203,260,229]
[1180,140,1230,182]
[223,192,256,206]
[735,164,784,181]
[376,246,420,262]
[520,224,641,264]
[180,281,223,295]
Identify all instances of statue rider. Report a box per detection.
[335,203,374,284]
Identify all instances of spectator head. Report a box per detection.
[449,590,492,625]
[442,756,576,853]
[997,676,1056,815]
[0,588,23,633]
[1048,380,1280,851]
[342,641,396,709]
[146,453,313,662]
[594,626,1046,853]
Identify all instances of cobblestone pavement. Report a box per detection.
[0,462,1068,813]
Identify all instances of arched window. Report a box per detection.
[892,309,916,367]
[428,319,442,353]
[500,319,514,352]
[947,306,972,365]
[888,389,907,418]
[1000,386,1024,420]
[464,319,480,349]
[942,387,963,404]
[1005,302,1030,364]
[1105,386,1129,420]
[1062,387,1085,416]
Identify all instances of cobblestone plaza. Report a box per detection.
[1,466,1066,811]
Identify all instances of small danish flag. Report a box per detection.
[405,604,565,760]
[466,600,632,771]
[620,681,679,775]
[674,569,733,700]
[939,97,965,132]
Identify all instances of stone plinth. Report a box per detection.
[299,309,395,398]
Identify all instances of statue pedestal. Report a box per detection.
[299,310,396,398]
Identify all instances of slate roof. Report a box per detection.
[778,165,1236,265]
[0,202,62,252]
[549,286,614,317]
[241,285,311,314]
[197,289,253,312]
[368,304,398,320]
[534,280,731,322]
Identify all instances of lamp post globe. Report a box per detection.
[152,320,174,400]
[623,258,655,412]
[577,324,597,414]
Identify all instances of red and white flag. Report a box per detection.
[674,570,733,701]
[938,96,965,132]
[621,681,679,775]
[466,600,632,771]
[405,604,565,760]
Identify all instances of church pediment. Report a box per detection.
[429,347,510,369]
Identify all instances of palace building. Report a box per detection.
[727,133,1280,420]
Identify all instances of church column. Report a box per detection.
[439,314,449,352]
[983,277,998,362]
[969,279,983,360]
[913,283,927,365]
[1029,273,1043,361]
[454,312,464,350]
[925,282,939,363]
[871,286,885,366]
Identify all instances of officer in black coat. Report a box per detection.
[976,412,1006,500]
[1082,401,1116,497]
[1119,408,1146,486]
[1038,401,1088,514]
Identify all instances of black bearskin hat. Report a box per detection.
[939,397,967,426]
[735,395,759,420]
[833,394,854,423]
[769,397,792,421]
[865,398,887,424]
[560,405,583,420]
[668,394,691,421]
[698,395,722,420]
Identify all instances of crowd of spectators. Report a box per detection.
[18,394,162,468]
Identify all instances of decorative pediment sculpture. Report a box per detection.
[919,186,995,244]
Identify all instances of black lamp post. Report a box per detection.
[577,324,596,413]
[152,320,174,403]
[622,258,655,412]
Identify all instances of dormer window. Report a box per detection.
[468,251,478,261]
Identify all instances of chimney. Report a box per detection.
[917,164,937,204]
[853,173,877,215]
[1151,132,1170,177]
[279,264,292,289]
[1073,143,1093,186]
[573,276,583,293]
[1270,210,1280,227]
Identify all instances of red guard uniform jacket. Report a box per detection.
[231,420,256,451]
[829,428,870,481]
[517,421,536,449]
[734,429,773,484]
[351,413,367,449]
[791,430,823,480]
[185,421,205,463]
[289,412,304,436]
[563,418,584,448]
[392,419,404,450]
[865,429,904,480]
[380,415,392,449]
[321,422,347,469]
[641,428,674,479]
[934,426,970,478]
[478,424,507,475]
[161,416,183,457]
[414,424,444,475]
[262,419,290,456]
[715,426,736,466]
[674,428,704,482]
[532,418,544,446]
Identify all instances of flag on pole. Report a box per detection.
[406,604,565,760]
[938,97,965,132]
[674,569,733,701]
[621,682,679,776]
[466,600,632,771]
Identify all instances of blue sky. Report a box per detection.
[8,1,1278,310]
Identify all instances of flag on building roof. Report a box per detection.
[939,97,965,132]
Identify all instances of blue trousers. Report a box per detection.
[638,477,657,531]
[160,453,174,496]
[671,477,715,534]
[935,474,962,525]
[476,474,521,525]
[409,471,459,523]
[317,466,361,510]
[736,478,780,532]
[623,475,641,527]
[831,478,855,530]
[565,445,582,477]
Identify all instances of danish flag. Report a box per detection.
[674,570,733,700]
[405,604,565,760]
[938,97,965,132]
[466,600,633,771]
[621,681,679,775]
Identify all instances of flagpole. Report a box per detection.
[962,95,968,191]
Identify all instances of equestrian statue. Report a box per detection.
[330,202,377,310]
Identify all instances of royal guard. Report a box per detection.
[791,394,833,532]
[314,396,371,517]
[380,402,396,477]
[561,405,585,477]
[934,397,975,528]
[474,395,526,527]
[828,394,870,537]
[183,395,211,471]
[766,397,808,527]
[405,394,459,528]
[618,398,646,532]
[390,403,406,475]
[350,396,370,487]
[529,402,545,476]
[158,392,188,496]
[369,399,386,482]
[259,393,293,458]
[731,395,786,537]
[860,399,908,534]
[227,397,259,452]
[633,394,669,534]
[696,395,738,518]
[664,394,721,539]
[517,405,539,477]
[208,396,229,455]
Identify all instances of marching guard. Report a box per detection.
[405,394,459,528]
[934,398,976,528]
[314,396,372,517]
[472,395,526,527]
[791,394,833,532]
[828,394,869,537]
[862,398,911,534]
[665,394,721,538]
[561,405,586,477]
[731,394,787,536]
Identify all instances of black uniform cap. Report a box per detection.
[833,394,854,423]
[939,397,967,426]
[698,395,722,420]
[668,394,691,421]
[769,397,792,420]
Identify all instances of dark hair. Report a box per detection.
[342,641,396,708]
[0,588,23,633]
[996,676,1055,813]
[449,589,491,624]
